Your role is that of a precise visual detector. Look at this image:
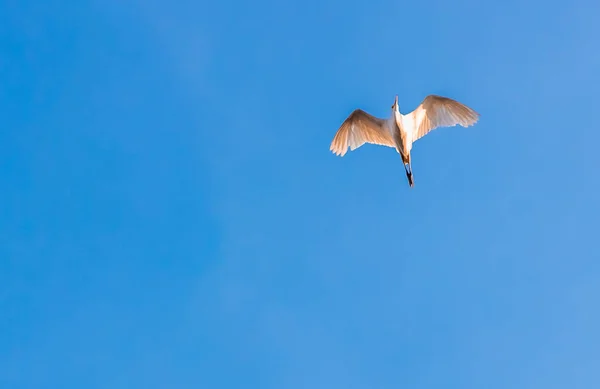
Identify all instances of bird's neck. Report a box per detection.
[393,111,404,132]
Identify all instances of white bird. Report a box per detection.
[330,94,480,187]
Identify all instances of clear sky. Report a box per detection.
[1,0,599,388]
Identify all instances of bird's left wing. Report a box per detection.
[330,109,396,156]
[409,95,479,142]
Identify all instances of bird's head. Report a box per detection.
[391,95,399,113]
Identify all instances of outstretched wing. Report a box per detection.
[409,95,480,142]
[330,109,395,156]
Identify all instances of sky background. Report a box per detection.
[1,0,600,388]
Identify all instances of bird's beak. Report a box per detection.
[395,95,398,105]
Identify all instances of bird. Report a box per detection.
[330,94,479,187]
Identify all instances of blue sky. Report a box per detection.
[1,0,599,388]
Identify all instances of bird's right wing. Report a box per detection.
[409,95,479,143]
[330,109,395,156]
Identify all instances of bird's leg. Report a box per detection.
[403,163,414,187]
[400,150,414,188]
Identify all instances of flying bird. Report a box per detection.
[330,94,480,187]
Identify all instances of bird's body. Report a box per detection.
[330,94,479,187]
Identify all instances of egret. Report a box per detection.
[330,94,480,187]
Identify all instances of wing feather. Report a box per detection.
[410,95,479,142]
[330,109,395,156]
